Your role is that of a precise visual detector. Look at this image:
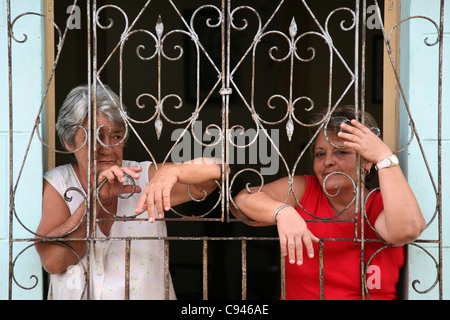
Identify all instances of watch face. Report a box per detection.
[376,155,399,170]
[390,155,399,165]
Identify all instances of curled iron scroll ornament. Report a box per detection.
[374,1,441,233]
[229,168,266,222]
[408,243,441,295]
[96,173,140,220]
[363,243,440,299]
[10,11,63,46]
[230,4,357,142]
[10,2,84,157]
[95,3,226,221]
[381,11,441,155]
[230,7,336,142]
[296,171,357,221]
[8,5,90,297]
[112,6,224,140]
[12,186,88,240]
[11,241,88,300]
[7,0,445,299]
[176,179,223,219]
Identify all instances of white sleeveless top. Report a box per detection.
[43,160,176,300]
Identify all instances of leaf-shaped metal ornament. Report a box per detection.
[156,15,164,38]
[286,118,294,141]
[155,117,163,140]
[289,17,298,39]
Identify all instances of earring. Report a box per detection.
[365,169,370,176]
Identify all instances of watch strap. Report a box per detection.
[375,155,399,170]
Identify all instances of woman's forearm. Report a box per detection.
[231,176,302,226]
[232,184,319,265]
[377,166,426,244]
[169,157,223,185]
[232,188,291,226]
[139,158,224,220]
[36,204,88,274]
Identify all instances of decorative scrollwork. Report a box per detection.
[96,173,139,219]
[170,179,222,219]
[7,0,445,300]
[10,12,63,46]
[11,243,40,291]
[11,241,88,300]
[36,120,89,154]
[324,7,356,38]
[296,171,356,221]
[96,4,129,36]
[228,168,266,221]
[409,243,440,295]
[230,6,336,141]
[117,11,222,140]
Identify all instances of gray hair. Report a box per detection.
[56,84,128,149]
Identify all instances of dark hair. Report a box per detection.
[309,105,380,181]
[310,105,379,134]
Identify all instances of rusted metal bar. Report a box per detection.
[7,0,13,301]
[202,239,208,300]
[360,0,367,300]
[280,251,286,300]
[164,240,170,300]
[437,0,445,300]
[86,0,92,301]
[241,239,247,300]
[125,239,131,300]
[319,240,324,300]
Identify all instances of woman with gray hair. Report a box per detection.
[36,84,222,300]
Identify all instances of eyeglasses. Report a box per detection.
[330,116,381,137]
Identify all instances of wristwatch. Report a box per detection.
[375,154,399,170]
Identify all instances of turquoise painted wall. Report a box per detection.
[400,0,449,299]
[0,0,44,299]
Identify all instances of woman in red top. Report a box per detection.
[231,105,425,299]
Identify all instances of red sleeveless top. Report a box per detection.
[285,175,405,300]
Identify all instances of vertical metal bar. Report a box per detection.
[353,0,361,244]
[86,0,93,300]
[91,0,97,239]
[359,0,367,301]
[223,0,229,223]
[437,0,445,300]
[7,0,13,300]
[354,0,360,117]
[202,240,208,300]
[319,240,324,300]
[280,251,286,300]
[164,240,170,300]
[125,240,131,300]
[241,239,247,300]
